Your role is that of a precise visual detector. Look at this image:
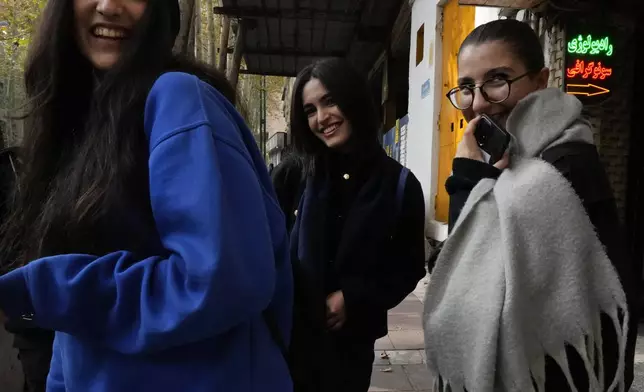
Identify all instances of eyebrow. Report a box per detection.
[457,66,515,86]
[303,92,332,107]
[484,66,514,79]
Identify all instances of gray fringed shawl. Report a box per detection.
[423,88,628,392]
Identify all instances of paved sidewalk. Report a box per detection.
[369,275,431,392]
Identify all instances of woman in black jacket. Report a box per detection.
[427,19,636,391]
[272,58,427,392]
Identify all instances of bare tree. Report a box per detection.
[207,0,216,65]
[174,0,196,55]
[190,0,200,58]
[227,20,246,90]
[218,15,230,73]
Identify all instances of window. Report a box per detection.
[416,24,425,66]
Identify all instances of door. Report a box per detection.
[435,0,475,223]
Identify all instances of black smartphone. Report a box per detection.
[474,114,511,165]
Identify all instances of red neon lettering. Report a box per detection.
[566,59,613,80]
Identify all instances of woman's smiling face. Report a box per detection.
[302,77,353,150]
[74,0,148,70]
[457,40,549,127]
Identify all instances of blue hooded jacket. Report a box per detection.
[0,72,293,392]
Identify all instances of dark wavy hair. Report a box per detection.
[0,0,234,269]
[289,58,379,171]
[459,19,545,73]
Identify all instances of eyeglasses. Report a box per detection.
[446,72,532,110]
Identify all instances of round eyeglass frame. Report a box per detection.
[445,71,532,110]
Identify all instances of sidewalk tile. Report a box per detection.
[386,350,424,365]
[404,364,433,390]
[389,299,424,316]
[375,335,394,350]
[374,351,391,366]
[388,313,423,331]
[388,330,425,350]
[369,365,414,391]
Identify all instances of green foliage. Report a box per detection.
[0,0,46,145]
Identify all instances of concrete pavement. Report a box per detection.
[369,276,431,392]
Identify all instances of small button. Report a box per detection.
[343,173,350,180]
[294,210,298,216]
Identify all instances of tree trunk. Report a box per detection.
[186,0,197,57]
[218,15,231,73]
[227,20,246,90]
[174,0,197,55]
[207,0,216,66]
[193,0,201,60]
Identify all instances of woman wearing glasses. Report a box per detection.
[423,19,636,392]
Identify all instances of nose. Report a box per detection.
[471,88,492,116]
[317,106,331,126]
[96,0,123,17]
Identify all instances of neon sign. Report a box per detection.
[566,59,613,80]
[567,35,614,56]
[566,84,610,97]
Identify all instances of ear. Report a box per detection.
[535,67,550,89]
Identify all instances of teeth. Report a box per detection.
[324,125,339,134]
[94,27,126,39]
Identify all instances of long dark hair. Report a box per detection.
[459,19,545,72]
[0,0,234,269]
[289,58,379,171]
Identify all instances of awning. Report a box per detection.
[458,0,544,7]
[214,0,406,77]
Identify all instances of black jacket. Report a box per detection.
[446,141,637,391]
[272,151,427,342]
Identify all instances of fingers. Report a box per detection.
[463,116,481,136]
[494,151,510,170]
[456,117,485,162]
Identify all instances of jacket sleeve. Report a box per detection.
[447,158,502,232]
[342,172,427,312]
[46,335,65,392]
[0,121,277,355]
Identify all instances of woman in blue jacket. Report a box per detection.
[0,0,292,391]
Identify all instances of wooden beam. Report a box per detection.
[228,20,247,90]
[218,15,231,73]
[242,48,345,58]
[240,69,298,77]
[213,7,359,23]
[458,0,545,8]
[390,0,412,52]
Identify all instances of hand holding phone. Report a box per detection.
[456,115,510,169]
[474,114,511,165]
